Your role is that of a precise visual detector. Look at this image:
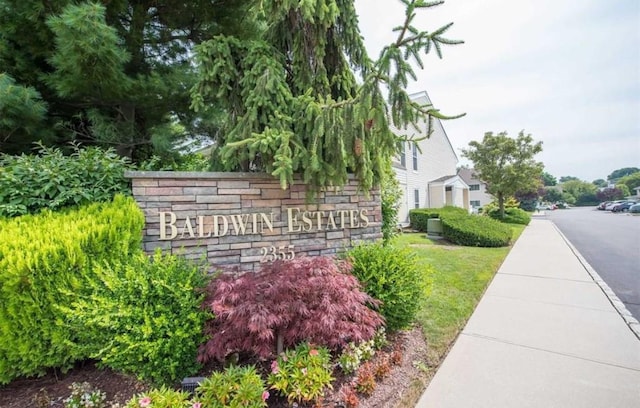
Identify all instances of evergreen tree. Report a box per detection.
[0,74,49,154]
[607,167,639,182]
[191,0,463,191]
[0,0,259,160]
[462,131,543,217]
[541,171,557,186]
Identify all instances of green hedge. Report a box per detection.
[409,206,512,247]
[346,242,430,332]
[487,207,531,225]
[0,144,131,218]
[409,206,468,232]
[62,251,210,385]
[0,195,144,384]
[442,214,512,247]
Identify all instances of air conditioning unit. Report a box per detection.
[427,218,443,235]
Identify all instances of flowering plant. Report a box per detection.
[197,365,268,408]
[63,382,106,408]
[267,343,334,404]
[124,387,190,408]
[337,339,376,374]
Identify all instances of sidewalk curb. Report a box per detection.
[550,222,640,341]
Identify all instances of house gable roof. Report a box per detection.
[428,174,470,189]
[408,90,459,162]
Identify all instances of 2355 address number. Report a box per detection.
[260,245,295,263]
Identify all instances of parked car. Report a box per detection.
[611,201,638,212]
[630,203,640,213]
[597,201,611,210]
[604,200,625,211]
[536,203,557,210]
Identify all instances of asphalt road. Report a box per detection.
[546,206,640,321]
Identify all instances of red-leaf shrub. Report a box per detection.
[354,362,376,395]
[199,257,384,363]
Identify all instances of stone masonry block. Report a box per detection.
[326,231,344,240]
[196,195,241,204]
[158,179,199,186]
[146,195,196,202]
[217,180,250,189]
[261,189,291,199]
[172,204,208,211]
[133,179,158,187]
[183,187,218,195]
[146,187,184,196]
[218,188,262,195]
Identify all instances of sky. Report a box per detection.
[353,0,640,182]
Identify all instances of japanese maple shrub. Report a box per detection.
[199,257,384,362]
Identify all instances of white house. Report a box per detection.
[457,167,494,210]
[392,91,469,224]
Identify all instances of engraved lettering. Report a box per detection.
[349,210,360,228]
[327,211,337,230]
[180,216,196,238]
[301,211,313,232]
[338,210,349,229]
[287,208,302,232]
[315,211,325,231]
[229,214,250,235]
[359,209,370,227]
[213,215,228,237]
[159,212,177,240]
[260,212,274,233]
[198,215,212,238]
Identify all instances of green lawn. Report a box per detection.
[393,225,526,361]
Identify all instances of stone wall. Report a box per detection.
[125,171,382,272]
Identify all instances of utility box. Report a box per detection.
[427,218,443,235]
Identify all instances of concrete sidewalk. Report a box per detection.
[415,218,640,408]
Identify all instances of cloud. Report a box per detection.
[354,0,640,181]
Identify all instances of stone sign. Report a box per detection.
[125,171,382,272]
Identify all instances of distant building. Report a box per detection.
[457,167,493,210]
[392,91,470,224]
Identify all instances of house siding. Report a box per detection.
[392,91,467,223]
[458,168,493,209]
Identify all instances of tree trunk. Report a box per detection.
[498,193,505,219]
[276,331,284,355]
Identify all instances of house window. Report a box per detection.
[399,143,406,168]
[414,189,420,209]
[412,143,418,171]
[470,200,481,207]
[470,184,480,191]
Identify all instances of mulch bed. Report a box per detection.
[0,328,430,408]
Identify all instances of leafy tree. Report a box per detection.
[592,179,607,188]
[561,179,598,206]
[191,0,463,191]
[542,188,563,203]
[607,167,639,181]
[461,130,543,217]
[0,0,259,160]
[380,161,403,244]
[541,171,557,186]
[616,184,630,198]
[618,171,640,192]
[514,189,538,211]
[596,187,625,202]
[562,192,576,205]
[559,176,579,183]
